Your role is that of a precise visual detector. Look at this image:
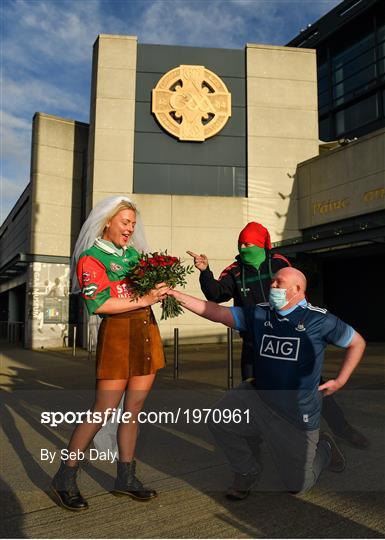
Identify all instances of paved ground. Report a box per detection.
[1,339,384,538]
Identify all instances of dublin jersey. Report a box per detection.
[230,300,355,430]
[77,243,140,315]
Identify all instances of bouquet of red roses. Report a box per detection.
[129,251,194,319]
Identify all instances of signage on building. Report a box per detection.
[312,198,349,216]
[152,65,231,141]
[307,185,384,225]
[43,297,68,324]
[27,262,69,341]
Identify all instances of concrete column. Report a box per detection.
[86,34,138,212]
[8,289,19,322]
[30,113,88,257]
[246,44,319,242]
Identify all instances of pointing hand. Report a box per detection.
[186,251,209,272]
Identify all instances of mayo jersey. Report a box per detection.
[230,300,355,430]
[77,245,140,315]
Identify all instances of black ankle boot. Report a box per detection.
[112,460,157,501]
[51,461,89,511]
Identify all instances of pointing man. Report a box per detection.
[168,267,366,498]
[188,222,290,379]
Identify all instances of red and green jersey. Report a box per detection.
[77,243,140,315]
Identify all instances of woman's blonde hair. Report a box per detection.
[99,200,137,235]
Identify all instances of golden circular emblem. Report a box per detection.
[152,65,231,141]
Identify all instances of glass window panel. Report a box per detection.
[318,76,329,94]
[378,40,385,58]
[317,62,327,79]
[332,33,374,69]
[333,64,376,101]
[332,48,375,84]
[378,24,385,41]
[379,57,385,75]
[319,117,330,141]
[318,90,329,109]
[335,94,378,136]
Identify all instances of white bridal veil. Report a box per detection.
[71,195,150,458]
[71,195,150,292]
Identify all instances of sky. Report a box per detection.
[1,0,341,224]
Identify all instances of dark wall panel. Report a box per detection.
[134,43,246,197]
[133,164,246,197]
[137,44,245,78]
[134,132,245,167]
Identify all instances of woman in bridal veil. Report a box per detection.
[50,195,168,511]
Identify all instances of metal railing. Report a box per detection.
[0,321,24,343]
[172,327,235,389]
[67,322,96,358]
[173,328,179,380]
[227,327,234,389]
[0,319,236,388]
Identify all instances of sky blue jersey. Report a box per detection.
[230,300,355,430]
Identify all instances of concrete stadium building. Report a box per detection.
[1,0,384,348]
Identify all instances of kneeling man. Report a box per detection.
[168,267,365,499]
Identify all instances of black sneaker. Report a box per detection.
[226,469,261,500]
[320,432,346,472]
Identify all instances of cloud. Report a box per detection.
[136,0,279,47]
[1,111,30,131]
[2,0,109,224]
[1,111,31,161]
[2,0,126,67]
[135,0,341,48]
[0,175,29,224]
[1,175,27,200]
[1,118,31,224]
[3,76,87,118]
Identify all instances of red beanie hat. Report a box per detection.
[238,222,272,250]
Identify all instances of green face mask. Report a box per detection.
[238,245,266,269]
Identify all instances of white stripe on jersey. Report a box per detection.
[257,302,270,307]
[306,303,327,314]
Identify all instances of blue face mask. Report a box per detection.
[269,288,288,310]
[269,285,300,310]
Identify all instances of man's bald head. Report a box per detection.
[270,267,307,310]
[273,267,307,293]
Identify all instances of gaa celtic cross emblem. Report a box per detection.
[152,65,231,141]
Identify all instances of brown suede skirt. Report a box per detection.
[95,307,165,379]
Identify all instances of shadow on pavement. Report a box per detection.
[1,341,384,538]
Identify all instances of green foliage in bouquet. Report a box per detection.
[130,251,194,319]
